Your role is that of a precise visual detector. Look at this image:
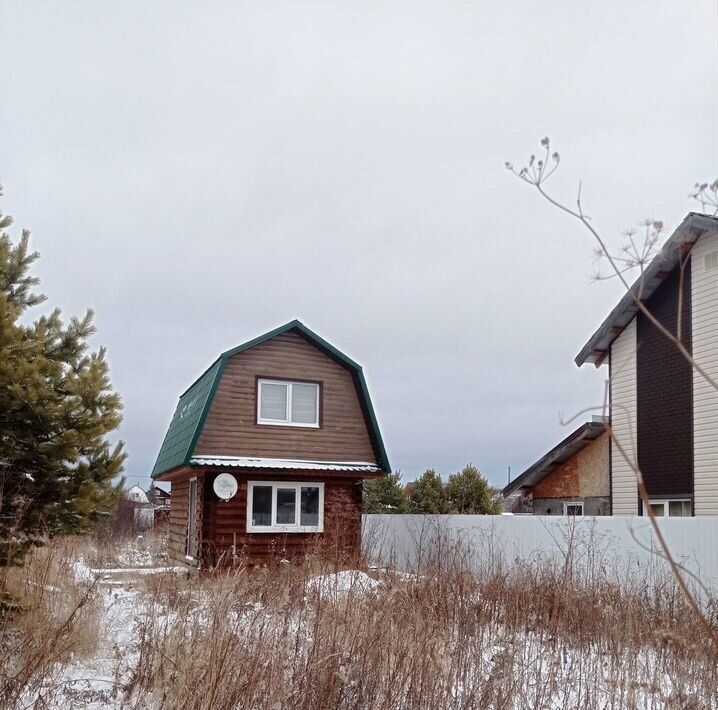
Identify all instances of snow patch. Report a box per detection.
[308,570,382,598]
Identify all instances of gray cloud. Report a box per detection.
[2,1,716,488]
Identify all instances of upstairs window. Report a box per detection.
[257,379,320,428]
[247,481,324,533]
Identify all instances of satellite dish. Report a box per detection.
[213,473,238,501]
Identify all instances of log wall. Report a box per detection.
[199,469,363,564]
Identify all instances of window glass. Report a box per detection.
[565,503,583,517]
[252,486,273,526]
[669,500,691,517]
[260,383,287,421]
[276,488,297,524]
[291,383,318,424]
[650,502,665,517]
[301,486,320,526]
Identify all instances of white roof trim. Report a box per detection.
[189,455,381,472]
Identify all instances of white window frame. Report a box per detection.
[563,501,584,517]
[257,379,320,428]
[246,481,325,533]
[641,498,692,517]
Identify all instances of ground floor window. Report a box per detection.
[563,501,583,517]
[641,499,692,517]
[247,481,325,533]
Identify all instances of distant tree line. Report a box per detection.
[363,464,503,515]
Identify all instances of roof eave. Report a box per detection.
[502,421,606,496]
[574,213,718,368]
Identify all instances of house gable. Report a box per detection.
[151,320,390,478]
[195,330,378,463]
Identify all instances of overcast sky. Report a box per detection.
[2,1,717,490]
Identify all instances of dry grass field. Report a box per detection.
[1,528,717,709]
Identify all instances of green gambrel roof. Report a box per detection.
[150,359,224,477]
[151,320,390,478]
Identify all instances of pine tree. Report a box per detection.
[0,192,126,567]
[409,469,449,514]
[446,464,503,514]
[363,472,407,513]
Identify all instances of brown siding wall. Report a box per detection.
[196,332,377,464]
[636,264,693,498]
[200,469,363,563]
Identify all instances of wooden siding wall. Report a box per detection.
[692,231,718,514]
[610,320,638,514]
[200,470,363,563]
[196,332,378,464]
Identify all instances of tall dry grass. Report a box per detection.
[0,537,101,708]
[1,528,716,709]
[128,537,718,709]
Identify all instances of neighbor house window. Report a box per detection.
[247,481,324,533]
[642,499,692,517]
[257,379,320,427]
[564,502,583,517]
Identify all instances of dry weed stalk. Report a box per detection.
[507,138,718,649]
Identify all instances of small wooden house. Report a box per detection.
[150,320,390,566]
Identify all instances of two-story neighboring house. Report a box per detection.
[576,212,718,516]
[151,320,390,566]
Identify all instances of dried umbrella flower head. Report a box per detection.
[505,137,560,187]
[689,181,718,216]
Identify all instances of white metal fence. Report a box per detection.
[363,514,718,594]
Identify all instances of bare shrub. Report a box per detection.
[0,538,101,707]
[87,524,169,569]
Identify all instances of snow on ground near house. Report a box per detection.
[115,546,154,567]
[307,570,383,599]
[20,562,706,708]
[73,557,188,584]
[22,586,149,709]
[22,568,384,709]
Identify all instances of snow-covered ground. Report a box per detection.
[33,586,145,708]
[13,544,714,709]
[21,544,188,709]
[21,560,389,709]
